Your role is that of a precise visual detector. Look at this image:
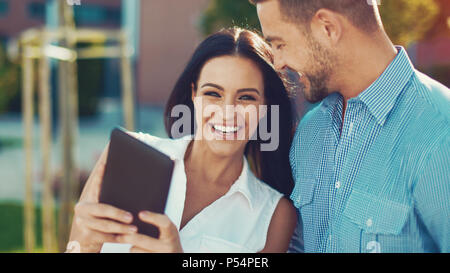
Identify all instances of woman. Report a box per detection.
[68,27,297,253]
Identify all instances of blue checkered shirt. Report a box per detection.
[288,47,450,253]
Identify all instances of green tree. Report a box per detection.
[200,0,261,35]
[200,0,440,47]
[0,44,20,114]
[380,0,439,46]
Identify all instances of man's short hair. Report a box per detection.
[250,0,380,32]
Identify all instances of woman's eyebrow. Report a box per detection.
[237,88,260,95]
[201,83,224,91]
[201,83,260,95]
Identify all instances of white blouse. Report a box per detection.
[101,133,283,253]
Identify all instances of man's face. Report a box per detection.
[256,0,337,103]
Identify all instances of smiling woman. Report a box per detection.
[68,27,297,253]
[165,28,295,193]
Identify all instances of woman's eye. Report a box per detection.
[276,44,285,50]
[204,91,221,98]
[239,95,256,101]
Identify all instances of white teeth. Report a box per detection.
[213,125,239,133]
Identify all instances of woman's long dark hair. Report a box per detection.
[164,27,295,196]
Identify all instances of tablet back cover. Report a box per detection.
[99,128,174,238]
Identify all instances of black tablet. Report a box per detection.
[99,127,174,238]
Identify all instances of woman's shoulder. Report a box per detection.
[246,174,297,252]
[247,171,284,205]
[259,195,297,252]
[248,172,296,220]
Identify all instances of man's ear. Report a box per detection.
[310,9,343,46]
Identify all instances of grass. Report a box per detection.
[0,201,59,253]
[0,137,22,150]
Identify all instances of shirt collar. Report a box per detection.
[357,46,414,126]
[320,46,414,126]
[320,92,343,115]
[176,135,256,211]
[170,134,196,160]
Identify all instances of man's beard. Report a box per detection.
[300,33,337,103]
[302,70,330,103]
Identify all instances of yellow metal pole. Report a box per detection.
[22,47,35,253]
[15,11,133,253]
[38,47,57,253]
[65,3,80,213]
[120,33,135,131]
[57,56,72,252]
[57,1,79,252]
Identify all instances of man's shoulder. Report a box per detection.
[411,70,450,121]
[294,104,324,135]
[399,71,450,147]
[392,72,449,168]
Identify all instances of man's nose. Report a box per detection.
[273,53,287,71]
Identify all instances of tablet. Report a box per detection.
[99,127,174,238]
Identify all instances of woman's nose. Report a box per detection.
[221,103,236,121]
[211,102,237,124]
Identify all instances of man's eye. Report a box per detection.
[276,44,285,50]
[239,95,256,101]
[204,91,221,97]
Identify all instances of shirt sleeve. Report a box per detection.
[413,136,450,252]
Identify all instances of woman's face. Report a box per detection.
[192,55,266,157]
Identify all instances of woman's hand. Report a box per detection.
[67,143,137,253]
[68,202,138,253]
[116,211,183,253]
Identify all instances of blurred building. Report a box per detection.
[137,0,209,105]
[408,0,450,86]
[1,0,448,109]
[0,0,46,42]
[72,0,121,29]
[413,0,450,68]
[0,0,121,42]
[0,0,210,108]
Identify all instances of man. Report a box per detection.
[251,0,449,252]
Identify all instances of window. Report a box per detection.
[28,2,46,19]
[74,5,121,26]
[0,0,9,17]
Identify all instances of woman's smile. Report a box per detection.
[208,122,244,140]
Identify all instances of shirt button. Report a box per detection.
[335,181,341,189]
[366,218,373,227]
[348,122,354,136]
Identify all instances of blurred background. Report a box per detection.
[0,0,448,253]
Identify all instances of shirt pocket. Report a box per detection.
[199,235,254,253]
[291,178,316,208]
[342,189,411,252]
